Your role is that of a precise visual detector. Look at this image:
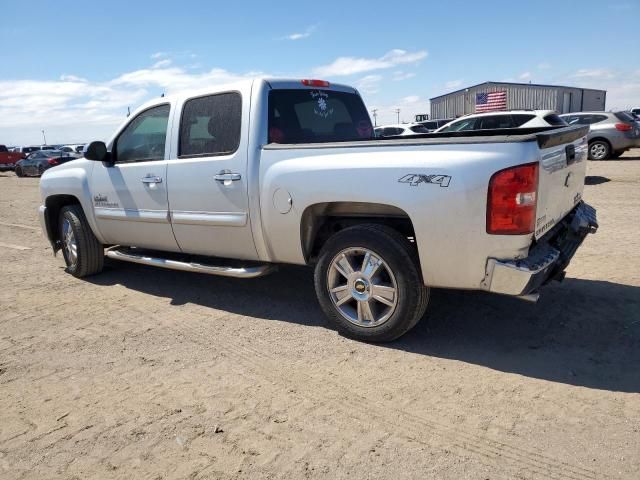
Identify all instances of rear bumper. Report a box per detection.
[485,202,598,296]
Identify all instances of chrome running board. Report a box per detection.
[105,247,275,278]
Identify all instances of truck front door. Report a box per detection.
[90,104,180,252]
[166,91,257,260]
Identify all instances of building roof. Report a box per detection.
[429,81,606,101]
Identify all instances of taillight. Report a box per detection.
[487,163,539,235]
[47,158,58,165]
[301,79,330,87]
[615,123,632,132]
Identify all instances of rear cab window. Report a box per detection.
[268,89,373,143]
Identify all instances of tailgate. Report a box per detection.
[534,126,589,239]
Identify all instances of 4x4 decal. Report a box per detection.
[398,174,451,187]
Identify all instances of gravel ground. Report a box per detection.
[1,150,639,479]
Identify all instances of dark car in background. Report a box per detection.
[15,150,78,177]
[560,111,640,160]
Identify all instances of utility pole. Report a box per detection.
[394,108,401,124]
[41,130,47,145]
[371,109,378,126]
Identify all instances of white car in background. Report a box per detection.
[374,123,430,137]
[435,110,567,132]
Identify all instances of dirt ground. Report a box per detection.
[1,150,639,480]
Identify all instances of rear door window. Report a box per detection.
[475,115,514,129]
[179,92,242,157]
[268,89,373,143]
[511,114,537,127]
[409,125,429,134]
[584,114,608,124]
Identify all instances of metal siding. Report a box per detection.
[430,82,606,119]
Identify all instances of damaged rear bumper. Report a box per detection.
[484,201,598,296]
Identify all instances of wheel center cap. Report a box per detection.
[354,279,367,293]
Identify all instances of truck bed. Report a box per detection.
[263,125,589,150]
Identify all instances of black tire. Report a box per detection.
[59,204,104,278]
[588,140,611,160]
[15,166,24,177]
[38,165,45,176]
[314,224,429,342]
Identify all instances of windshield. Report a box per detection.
[268,89,373,143]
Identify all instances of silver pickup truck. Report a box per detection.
[39,78,598,342]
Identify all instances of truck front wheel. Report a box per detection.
[59,205,104,278]
[314,224,429,342]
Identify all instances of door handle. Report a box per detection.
[214,172,241,182]
[141,175,162,184]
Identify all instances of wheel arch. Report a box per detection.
[300,201,418,264]
[44,194,83,252]
[588,137,612,148]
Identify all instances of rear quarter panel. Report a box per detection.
[258,141,539,289]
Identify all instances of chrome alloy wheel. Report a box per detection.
[327,247,398,327]
[62,218,78,267]
[590,142,607,160]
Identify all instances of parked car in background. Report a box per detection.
[15,150,77,177]
[560,111,640,160]
[40,145,56,151]
[0,144,24,171]
[436,110,567,133]
[418,118,455,132]
[630,107,640,117]
[14,146,42,157]
[374,123,430,137]
[59,145,83,158]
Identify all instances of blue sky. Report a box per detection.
[1,0,638,144]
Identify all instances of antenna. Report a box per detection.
[127,106,131,117]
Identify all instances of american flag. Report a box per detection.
[475,91,507,113]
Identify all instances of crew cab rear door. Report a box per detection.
[90,103,180,252]
[534,126,589,238]
[166,90,258,260]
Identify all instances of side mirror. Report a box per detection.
[84,141,110,163]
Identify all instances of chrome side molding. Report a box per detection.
[105,247,275,278]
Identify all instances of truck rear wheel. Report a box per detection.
[59,204,104,278]
[314,224,429,342]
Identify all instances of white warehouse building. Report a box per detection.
[430,81,606,120]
